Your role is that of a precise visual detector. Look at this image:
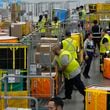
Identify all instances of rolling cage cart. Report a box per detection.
[20,29,64,109]
[0,42,31,110]
[0,43,28,92]
[0,75,55,110]
[35,35,64,95]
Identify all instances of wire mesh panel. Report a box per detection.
[0,75,48,110]
[0,43,28,96]
[0,43,28,70]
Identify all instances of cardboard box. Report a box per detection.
[11,23,24,38]
[36,43,56,53]
[35,52,40,63]
[35,52,54,64]
[11,22,32,38]
[40,37,58,43]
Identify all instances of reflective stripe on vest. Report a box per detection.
[81,9,86,20]
[38,19,46,33]
[86,49,94,52]
[51,21,60,36]
[62,38,77,59]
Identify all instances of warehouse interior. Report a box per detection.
[0,0,110,110]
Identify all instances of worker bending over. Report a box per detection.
[52,44,85,101]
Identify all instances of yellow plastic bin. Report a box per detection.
[103,58,110,79]
[85,85,110,110]
[71,33,81,50]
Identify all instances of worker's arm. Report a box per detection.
[60,55,69,72]
[84,39,88,59]
[102,38,109,51]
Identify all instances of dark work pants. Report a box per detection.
[100,53,106,72]
[93,37,101,50]
[83,55,93,78]
[64,74,85,98]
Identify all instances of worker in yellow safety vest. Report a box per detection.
[79,5,86,29]
[61,31,78,60]
[37,15,46,37]
[43,13,51,36]
[52,44,85,101]
[51,16,60,38]
[100,29,110,72]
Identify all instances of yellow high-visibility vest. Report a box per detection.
[62,37,78,59]
[100,34,110,54]
[56,50,80,79]
[38,19,46,33]
[51,21,60,37]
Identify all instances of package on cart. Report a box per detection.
[0,32,8,36]
[40,37,58,43]
[11,22,32,38]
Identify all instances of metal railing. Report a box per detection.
[0,75,54,110]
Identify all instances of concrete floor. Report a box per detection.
[58,53,110,110]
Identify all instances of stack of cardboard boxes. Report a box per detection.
[11,22,32,38]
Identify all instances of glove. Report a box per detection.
[105,51,110,57]
[85,55,89,60]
